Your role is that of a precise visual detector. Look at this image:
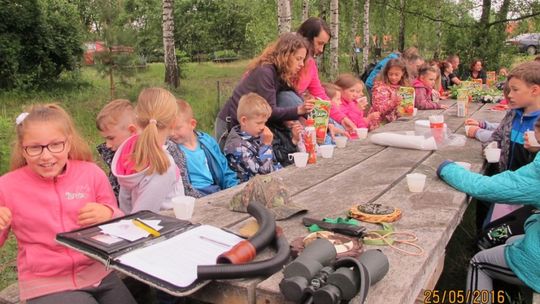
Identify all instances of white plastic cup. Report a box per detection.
[356,128,368,139]
[406,173,426,193]
[455,162,472,170]
[485,148,501,163]
[525,130,540,147]
[429,115,444,128]
[171,196,196,220]
[288,152,309,167]
[319,145,335,159]
[464,125,471,135]
[335,136,348,148]
[413,108,418,116]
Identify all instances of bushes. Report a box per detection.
[0,0,84,90]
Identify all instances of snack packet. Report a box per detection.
[397,87,415,116]
[313,98,331,144]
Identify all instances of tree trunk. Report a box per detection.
[362,0,370,73]
[350,0,360,75]
[162,0,179,88]
[487,0,511,68]
[329,0,339,79]
[277,0,292,34]
[434,9,442,60]
[318,0,329,74]
[398,0,406,52]
[302,0,309,22]
[474,0,492,61]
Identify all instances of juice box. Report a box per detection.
[397,86,415,116]
[313,98,331,144]
[486,71,496,87]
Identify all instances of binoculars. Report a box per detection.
[279,238,389,304]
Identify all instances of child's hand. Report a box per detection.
[261,126,274,146]
[466,126,479,138]
[290,122,303,145]
[328,123,348,140]
[357,97,368,110]
[0,207,12,230]
[440,104,449,109]
[524,132,540,153]
[78,203,113,227]
[367,112,381,122]
[298,98,315,115]
[341,117,357,133]
[465,119,479,126]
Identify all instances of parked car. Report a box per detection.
[505,33,540,55]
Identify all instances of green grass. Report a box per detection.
[0,60,247,291]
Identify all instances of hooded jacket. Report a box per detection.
[223,125,276,183]
[112,135,184,214]
[413,78,442,110]
[438,158,540,292]
[0,160,122,300]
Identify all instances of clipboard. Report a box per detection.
[56,210,242,296]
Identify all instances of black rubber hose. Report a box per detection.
[197,231,290,280]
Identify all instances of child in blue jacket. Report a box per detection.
[437,70,540,297]
[170,100,238,196]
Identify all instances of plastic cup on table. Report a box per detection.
[288,152,309,167]
[406,173,426,193]
[428,115,445,128]
[464,125,471,135]
[319,145,335,159]
[356,128,368,139]
[171,196,196,220]
[334,136,348,148]
[485,148,501,163]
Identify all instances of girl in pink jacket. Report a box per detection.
[369,58,411,129]
[335,74,380,130]
[0,104,135,304]
[413,65,450,110]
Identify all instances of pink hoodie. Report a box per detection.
[0,160,122,300]
[413,78,442,110]
[296,57,347,124]
[334,96,369,128]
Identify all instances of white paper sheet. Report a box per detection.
[116,225,243,287]
[99,219,163,242]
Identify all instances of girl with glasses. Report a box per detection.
[0,104,135,304]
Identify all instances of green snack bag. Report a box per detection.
[313,98,331,144]
[397,87,415,116]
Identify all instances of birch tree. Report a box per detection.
[302,0,310,22]
[350,0,360,75]
[362,0,370,73]
[329,0,339,79]
[277,0,292,34]
[162,0,179,88]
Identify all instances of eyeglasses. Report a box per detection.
[24,141,66,156]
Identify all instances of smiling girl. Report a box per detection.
[0,104,135,304]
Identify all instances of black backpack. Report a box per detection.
[476,206,537,250]
[360,62,377,83]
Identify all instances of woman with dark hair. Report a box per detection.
[215,33,314,141]
[295,17,357,132]
[462,59,487,84]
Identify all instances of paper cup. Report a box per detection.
[464,125,471,135]
[455,162,471,170]
[356,128,368,139]
[335,136,348,148]
[288,152,309,167]
[171,196,196,220]
[429,115,444,128]
[525,130,540,147]
[319,145,335,159]
[406,173,426,193]
[485,148,501,163]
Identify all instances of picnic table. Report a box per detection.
[0,100,518,304]
[160,99,509,304]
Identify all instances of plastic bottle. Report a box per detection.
[304,118,317,164]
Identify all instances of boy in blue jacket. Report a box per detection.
[170,99,238,196]
[437,65,540,299]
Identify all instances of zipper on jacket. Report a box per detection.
[54,177,77,287]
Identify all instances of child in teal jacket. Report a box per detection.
[438,145,540,295]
